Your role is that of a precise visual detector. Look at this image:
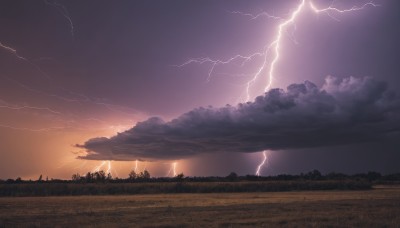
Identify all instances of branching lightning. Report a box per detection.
[310,1,378,21]
[166,162,177,177]
[176,53,263,83]
[92,160,113,175]
[177,0,377,102]
[228,10,281,20]
[92,161,106,172]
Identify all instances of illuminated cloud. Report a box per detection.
[79,76,400,161]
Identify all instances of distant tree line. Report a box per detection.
[1,169,400,184]
[1,169,399,197]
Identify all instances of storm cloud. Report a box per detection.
[79,76,400,161]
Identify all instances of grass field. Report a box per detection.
[1,188,399,227]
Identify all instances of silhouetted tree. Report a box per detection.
[138,170,151,180]
[85,172,93,183]
[94,171,106,182]
[72,173,81,182]
[306,169,322,180]
[175,173,185,182]
[367,171,381,181]
[128,170,137,181]
[326,172,347,180]
[106,173,113,181]
[226,172,238,181]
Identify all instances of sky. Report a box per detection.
[0,0,399,179]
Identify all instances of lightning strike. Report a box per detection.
[310,1,378,14]
[0,42,28,61]
[173,162,177,177]
[264,0,306,93]
[255,151,267,176]
[166,162,178,177]
[228,10,281,20]
[176,53,263,83]
[92,161,106,172]
[0,42,49,78]
[177,0,377,102]
[45,0,74,37]
[134,159,139,172]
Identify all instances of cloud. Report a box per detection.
[78,76,400,161]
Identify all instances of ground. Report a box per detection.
[1,187,399,227]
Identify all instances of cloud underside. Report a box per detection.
[78,76,400,161]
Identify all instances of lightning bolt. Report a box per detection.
[92,160,114,176]
[166,162,177,177]
[264,0,306,92]
[92,161,106,172]
[176,53,263,83]
[44,0,74,38]
[255,151,268,176]
[228,10,281,20]
[173,162,177,177]
[0,42,50,79]
[134,159,139,172]
[177,0,377,102]
[310,1,379,21]
[0,42,29,61]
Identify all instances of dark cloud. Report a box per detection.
[78,76,400,161]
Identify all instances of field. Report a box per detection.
[1,187,399,227]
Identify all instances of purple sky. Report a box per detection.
[0,0,399,179]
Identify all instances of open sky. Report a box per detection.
[0,0,399,179]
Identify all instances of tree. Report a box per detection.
[306,169,322,180]
[367,171,381,181]
[128,170,137,180]
[72,173,81,182]
[226,172,238,181]
[139,170,151,180]
[106,173,113,181]
[85,172,93,182]
[175,173,185,182]
[94,171,106,182]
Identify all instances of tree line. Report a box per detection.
[1,169,400,184]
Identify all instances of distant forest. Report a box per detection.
[2,169,400,184]
[0,170,399,197]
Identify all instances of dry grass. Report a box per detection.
[0,188,399,227]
